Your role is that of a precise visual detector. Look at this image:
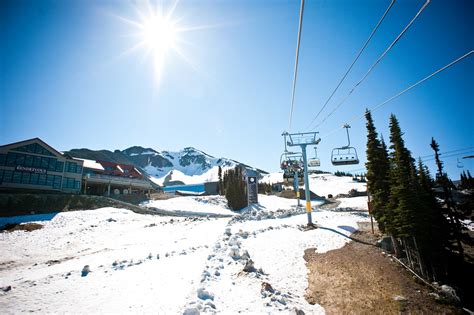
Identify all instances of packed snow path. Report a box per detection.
[0,195,369,314]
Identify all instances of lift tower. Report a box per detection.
[283,131,320,226]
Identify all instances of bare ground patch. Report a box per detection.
[1,223,43,233]
[304,222,462,314]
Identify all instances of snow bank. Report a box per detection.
[143,195,235,217]
[1,194,370,313]
[309,174,367,198]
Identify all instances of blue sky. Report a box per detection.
[1,0,473,178]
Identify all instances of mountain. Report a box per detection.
[64,146,267,186]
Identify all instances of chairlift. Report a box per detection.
[457,158,464,168]
[331,124,359,166]
[307,147,321,174]
[280,151,304,179]
[308,147,321,167]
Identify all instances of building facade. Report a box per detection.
[78,158,154,196]
[0,138,83,193]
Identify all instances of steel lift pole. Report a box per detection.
[285,131,320,227]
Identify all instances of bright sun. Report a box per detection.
[115,1,187,87]
[141,14,177,58]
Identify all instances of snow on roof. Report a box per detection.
[75,158,104,171]
[116,165,124,173]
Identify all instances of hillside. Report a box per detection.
[64,146,267,186]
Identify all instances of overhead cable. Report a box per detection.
[288,0,305,132]
[311,0,431,130]
[321,50,473,139]
[305,0,396,131]
[419,146,474,159]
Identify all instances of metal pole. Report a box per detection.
[293,171,300,207]
[301,144,312,225]
[282,132,289,152]
[344,124,351,147]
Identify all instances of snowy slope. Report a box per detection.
[0,194,369,314]
[309,173,366,198]
[260,172,366,199]
[125,147,237,186]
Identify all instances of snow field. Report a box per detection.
[0,208,229,313]
[1,194,369,314]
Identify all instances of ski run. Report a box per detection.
[0,175,369,314]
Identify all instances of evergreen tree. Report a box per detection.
[364,110,390,233]
[387,114,419,237]
[218,166,223,195]
[430,138,464,259]
[224,166,247,210]
[417,158,450,280]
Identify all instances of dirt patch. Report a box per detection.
[1,223,43,233]
[304,223,462,314]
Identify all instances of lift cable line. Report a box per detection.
[422,151,474,163]
[288,0,305,132]
[321,50,474,139]
[309,0,431,131]
[305,0,396,131]
[419,146,474,159]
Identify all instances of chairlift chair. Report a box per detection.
[308,147,321,167]
[457,158,464,168]
[280,151,304,179]
[331,124,360,166]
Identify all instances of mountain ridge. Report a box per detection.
[64,146,268,186]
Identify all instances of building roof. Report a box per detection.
[0,137,67,159]
[75,158,105,171]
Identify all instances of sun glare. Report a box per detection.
[114,0,186,87]
[142,14,177,57]
[114,0,215,88]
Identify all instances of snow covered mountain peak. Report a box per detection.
[121,146,239,186]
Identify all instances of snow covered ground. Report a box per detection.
[0,194,369,314]
[309,174,366,198]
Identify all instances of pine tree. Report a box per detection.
[364,110,390,233]
[224,166,247,210]
[417,158,450,280]
[430,138,464,259]
[387,114,418,238]
[218,166,223,195]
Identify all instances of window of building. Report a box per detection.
[0,154,6,166]
[48,158,56,171]
[74,180,81,189]
[12,143,55,157]
[41,157,49,169]
[55,161,64,172]
[12,172,22,183]
[33,156,41,167]
[38,174,47,185]
[46,175,54,187]
[3,170,13,182]
[76,165,82,174]
[53,176,62,189]
[30,173,39,185]
[0,169,3,182]
[15,153,25,166]
[21,172,30,184]
[6,153,16,166]
[24,155,33,167]
[65,162,76,173]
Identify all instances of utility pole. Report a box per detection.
[285,131,320,226]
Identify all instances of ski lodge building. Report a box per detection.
[79,158,154,196]
[0,138,155,196]
[0,138,83,193]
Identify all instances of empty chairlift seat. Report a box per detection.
[331,147,359,166]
